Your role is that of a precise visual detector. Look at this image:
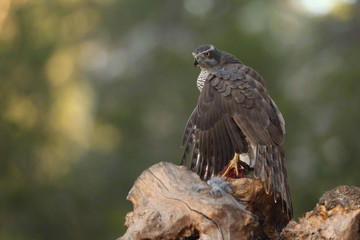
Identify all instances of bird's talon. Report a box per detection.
[221,153,241,178]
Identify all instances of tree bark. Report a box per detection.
[118,162,360,240]
[280,185,360,240]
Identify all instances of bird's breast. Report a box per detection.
[197,68,210,92]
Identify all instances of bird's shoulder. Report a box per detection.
[204,63,268,104]
[208,63,265,86]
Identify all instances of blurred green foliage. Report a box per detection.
[0,0,359,239]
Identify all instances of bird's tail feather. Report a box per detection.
[254,145,293,218]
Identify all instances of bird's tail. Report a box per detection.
[254,145,293,218]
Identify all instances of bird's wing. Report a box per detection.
[181,73,248,180]
[209,66,292,217]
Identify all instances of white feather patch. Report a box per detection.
[197,68,209,92]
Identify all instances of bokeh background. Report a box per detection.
[1,0,359,239]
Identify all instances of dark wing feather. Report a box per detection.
[223,69,292,216]
[181,72,248,180]
[181,108,198,165]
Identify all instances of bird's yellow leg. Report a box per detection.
[221,153,239,177]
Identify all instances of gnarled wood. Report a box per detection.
[230,177,290,239]
[119,162,289,240]
[118,162,359,240]
[280,185,360,240]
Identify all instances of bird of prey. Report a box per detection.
[181,44,293,217]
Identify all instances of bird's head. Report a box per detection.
[192,44,221,70]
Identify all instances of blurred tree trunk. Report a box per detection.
[118,162,360,240]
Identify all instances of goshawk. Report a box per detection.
[181,44,293,216]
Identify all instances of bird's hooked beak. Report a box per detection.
[194,58,199,67]
[193,53,199,67]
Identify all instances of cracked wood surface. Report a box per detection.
[118,162,360,240]
[119,162,286,240]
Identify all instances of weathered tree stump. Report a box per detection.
[280,185,360,240]
[119,162,290,240]
[118,162,360,240]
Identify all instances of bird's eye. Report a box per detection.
[205,52,210,57]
